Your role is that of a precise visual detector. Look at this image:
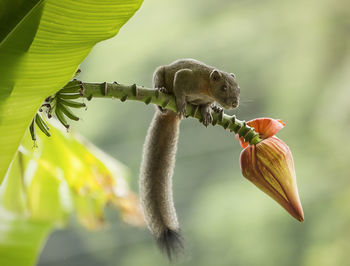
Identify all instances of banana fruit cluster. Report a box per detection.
[29,80,85,142]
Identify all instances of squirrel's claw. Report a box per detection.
[211,104,223,114]
[200,106,213,127]
[202,113,213,127]
[157,87,169,94]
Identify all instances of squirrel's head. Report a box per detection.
[209,69,240,109]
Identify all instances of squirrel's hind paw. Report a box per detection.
[176,102,187,119]
[200,105,213,127]
[201,112,213,127]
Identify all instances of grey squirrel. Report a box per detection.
[139,59,240,259]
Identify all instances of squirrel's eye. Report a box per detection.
[221,85,227,92]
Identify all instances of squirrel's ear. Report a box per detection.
[230,73,236,78]
[210,69,221,81]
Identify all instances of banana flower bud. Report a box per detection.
[238,118,304,222]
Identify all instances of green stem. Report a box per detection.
[62,80,262,145]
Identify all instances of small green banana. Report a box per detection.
[58,93,82,99]
[29,119,36,141]
[47,100,58,119]
[59,98,86,108]
[57,103,79,121]
[35,114,51,137]
[55,105,69,129]
[59,85,80,94]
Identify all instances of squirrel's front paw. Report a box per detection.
[211,104,223,114]
[200,106,213,127]
[157,87,169,94]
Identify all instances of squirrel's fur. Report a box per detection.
[139,59,240,260]
[139,109,181,260]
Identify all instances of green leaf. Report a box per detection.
[0,0,143,183]
[21,122,143,227]
[0,217,52,266]
[0,148,53,266]
[0,122,143,266]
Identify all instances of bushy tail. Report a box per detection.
[158,228,184,260]
[139,110,184,260]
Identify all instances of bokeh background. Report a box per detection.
[38,0,350,265]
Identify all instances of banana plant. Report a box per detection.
[0,1,144,266]
[0,0,143,183]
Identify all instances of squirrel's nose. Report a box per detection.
[232,97,239,108]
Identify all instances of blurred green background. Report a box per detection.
[38,0,350,265]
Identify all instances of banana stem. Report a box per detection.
[63,80,262,145]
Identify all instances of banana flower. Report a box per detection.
[238,118,304,222]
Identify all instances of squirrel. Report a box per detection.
[139,59,240,259]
